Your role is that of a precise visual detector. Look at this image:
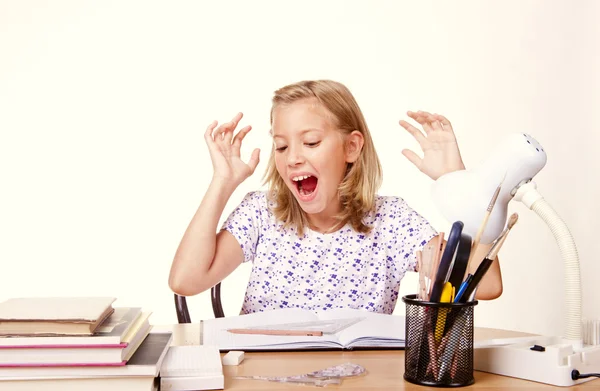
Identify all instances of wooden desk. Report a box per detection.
[153,324,597,390]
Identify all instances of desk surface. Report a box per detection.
[153,324,597,390]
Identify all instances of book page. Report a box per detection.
[202,308,342,350]
[316,309,405,348]
[243,317,362,334]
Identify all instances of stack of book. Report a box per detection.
[0,297,172,391]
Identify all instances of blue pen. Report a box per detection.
[454,274,473,303]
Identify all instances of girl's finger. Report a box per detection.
[232,125,253,154]
[402,149,423,170]
[246,148,261,173]
[230,112,244,128]
[223,125,234,145]
[408,111,434,134]
[212,121,234,141]
[431,119,443,132]
[399,119,427,145]
[204,120,218,143]
[435,114,454,132]
[222,112,245,144]
[420,111,438,128]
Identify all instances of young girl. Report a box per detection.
[169,80,502,314]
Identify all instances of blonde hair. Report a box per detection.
[263,80,383,235]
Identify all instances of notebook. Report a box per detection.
[202,308,405,351]
[0,297,116,336]
[160,345,224,390]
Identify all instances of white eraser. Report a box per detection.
[222,350,244,366]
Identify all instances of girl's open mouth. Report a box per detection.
[292,175,318,202]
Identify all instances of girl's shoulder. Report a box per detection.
[240,190,267,202]
[373,194,410,214]
[234,190,277,220]
[237,190,273,208]
[365,195,420,226]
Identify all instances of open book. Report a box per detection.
[202,308,405,351]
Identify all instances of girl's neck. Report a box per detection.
[306,200,344,234]
[308,217,344,234]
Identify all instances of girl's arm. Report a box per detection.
[168,178,244,296]
[468,242,503,300]
[168,113,260,296]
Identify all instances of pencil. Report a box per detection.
[226,328,323,336]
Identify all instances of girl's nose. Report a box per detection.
[286,146,305,166]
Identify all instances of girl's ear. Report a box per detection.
[345,130,364,163]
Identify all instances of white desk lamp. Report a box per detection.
[431,133,600,387]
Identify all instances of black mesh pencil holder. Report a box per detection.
[402,294,478,387]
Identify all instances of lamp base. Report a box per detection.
[474,336,600,387]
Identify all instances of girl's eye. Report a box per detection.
[305,142,321,147]
[275,146,288,152]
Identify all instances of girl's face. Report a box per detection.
[272,100,353,220]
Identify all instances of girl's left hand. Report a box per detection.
[399,110,465,180]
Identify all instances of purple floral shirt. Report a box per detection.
[222,191,437,314]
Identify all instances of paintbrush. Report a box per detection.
[486,213,519,259]
[460,213,519,302]
[467,173,506,271]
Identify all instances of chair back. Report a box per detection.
[174,282,225,323]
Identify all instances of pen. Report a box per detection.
[226,328,323,336]
[454,274,473,303]
[458,258,494,303]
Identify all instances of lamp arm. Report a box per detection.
[514,182,582,347]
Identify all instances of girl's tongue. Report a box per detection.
[298,176,318,195]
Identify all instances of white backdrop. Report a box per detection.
[1,0,598,337]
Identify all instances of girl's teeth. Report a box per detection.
[293,175,311,181]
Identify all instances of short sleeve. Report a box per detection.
[220,191,264,263]
[389,198,438,273]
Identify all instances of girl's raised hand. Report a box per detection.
[204,112,260,186]
[399,110,465,180]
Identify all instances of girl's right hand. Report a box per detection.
[204,112,260,187]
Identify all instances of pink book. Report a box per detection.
[0,343,127,349]
[0,360,127,368]
[0,317,151,366]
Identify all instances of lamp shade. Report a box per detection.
[431,133,547,244]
